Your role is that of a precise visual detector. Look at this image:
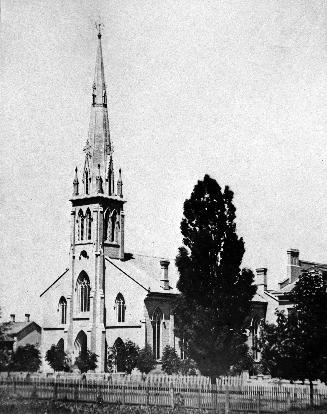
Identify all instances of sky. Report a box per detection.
[2,0,327,323]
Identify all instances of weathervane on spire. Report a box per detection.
[95,19,104,38]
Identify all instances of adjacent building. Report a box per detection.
[0,314,41,352]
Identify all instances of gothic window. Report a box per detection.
[74,330,87,355]
[110,210,117,242]
[251,318,260,361]
[77,210,84,241]
[58,297,67,324]
[80,215,84,241]
[115,293,125,323]
[86,209,92,240]
[76,272,90,312]
[104,209,110,241]
[152,308,163,360]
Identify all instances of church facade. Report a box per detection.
[39,30,279,373]
[40,30,180,372]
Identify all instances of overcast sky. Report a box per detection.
[2,0,327,322]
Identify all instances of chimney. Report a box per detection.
[160,259,170,290]
[255,268,267,293]
[287,248,301,283]
[10,314,15,323]
[25,313,30,323]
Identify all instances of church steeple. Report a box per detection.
[84,26,112,195]
[70,28,126,261]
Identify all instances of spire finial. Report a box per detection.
[73,166,79,196]
[117,168,123,198]
[95,20,104,39]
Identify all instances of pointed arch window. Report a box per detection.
[80,216,85,241]
[152,308,163,360]
[110,210,117,242]
[251,317,260,361]
[58,297,67,325]
[77,210,84,241]
[86,209,92,240]
[104,209,110,241]
[115,293,125,323]
[76,272,90,312]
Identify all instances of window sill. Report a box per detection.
[75,241,93,245]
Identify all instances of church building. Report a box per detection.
[40,29,180,372]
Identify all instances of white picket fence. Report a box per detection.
[1,376,327,412]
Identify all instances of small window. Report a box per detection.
[80,216,84,240]
[115,293,125,323]
[111,211,117,242]
[59,297,67,325]
[86,209,92,240]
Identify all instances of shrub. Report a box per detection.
[179,358,197,375]
[45,344,70,372]
[124,340,140,374]
[11,344,41,372]
[136,344,156,374]
[75,349,98,373]
[161,345,180,375]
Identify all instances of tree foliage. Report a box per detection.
[11,345,41,372]
[136,344,156,374]
[174,175,256,379]
[107,339,139,374]
[75,349,98,373]
[0,320,12,371]
[45,344,69,372]
[260,270,327,404]
[124,340,140,374]
[161,345,180,375]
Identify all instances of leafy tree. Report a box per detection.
[161,345,180,375]
[45,344,69,372]
[0,348,12,372]
[179,358,197,375]
[107,345,117,373]
[75,349,98,373]
[260,270,327,405]
[136,344,156,375]
[174,175,256,381]
[11,344,41,372]
[0,320,12,371]
[124,340,140,374]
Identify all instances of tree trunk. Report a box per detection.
[309,379,314,407]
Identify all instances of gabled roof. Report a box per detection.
[40,268,69,297]
[106,253,179,294]
[0,321,41,338]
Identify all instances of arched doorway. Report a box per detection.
[57,338,64,350]
[74,330,87,356]
[114,337,126,372]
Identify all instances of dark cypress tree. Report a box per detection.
[175,174,256,380]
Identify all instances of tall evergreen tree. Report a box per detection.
[175,175,256,380]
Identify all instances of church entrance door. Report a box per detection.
[74,330,87,356]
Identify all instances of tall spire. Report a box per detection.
[92,23,107,108]
[85,27,112,195]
